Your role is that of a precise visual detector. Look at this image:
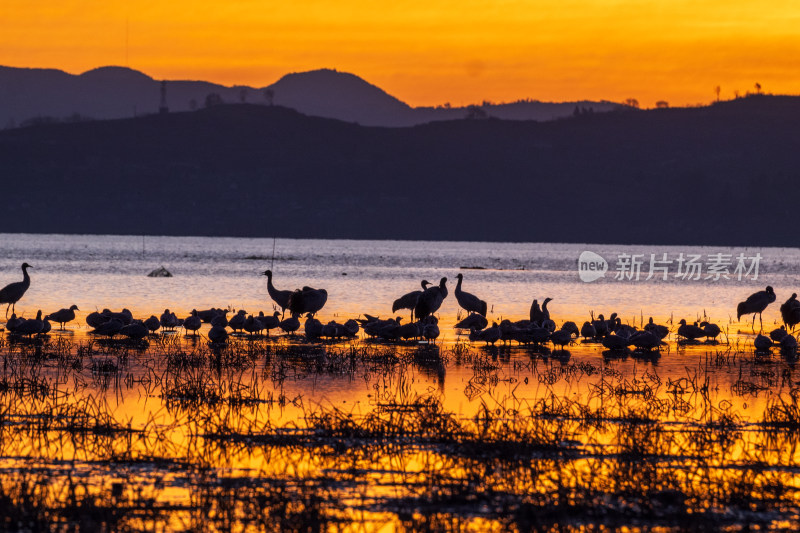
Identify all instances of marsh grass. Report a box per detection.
[0,332,799,530]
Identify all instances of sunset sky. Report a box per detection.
[2,0,799,107]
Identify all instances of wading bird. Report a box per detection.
[530,298,552,324]
[0,263,32,318]
[262,270,292,317]
[677,319,706,341]
[392,280,431,322]
[780,293,800,332]
[414,277,448,320]
[454,273,487,316]
[288,286,328,317]
[737,286,776,331]
[46,305,79,330]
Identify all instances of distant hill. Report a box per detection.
[1,94,797,246]
[0,65,620,128]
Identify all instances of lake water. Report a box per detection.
[1,232,795,331]
[2,233,800,530]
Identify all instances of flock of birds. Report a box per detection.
[1,263,800,354]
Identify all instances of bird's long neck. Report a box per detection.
[455,276,463,292]
[266,273,279,297]
[22,265,30,286]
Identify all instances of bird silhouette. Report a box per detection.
[304,316,324,339]
[392,280,431,322]
[630,330,662,351]
[120,321,149,340]
[414,277,448,320]
[228,310,247,333]
[16,310,44,337]
[644,317,670,340]
[160,309,180,331]
[580,321,596,340]
[530,297,553,324]
[144,315,161,334]
[469,322,501,345]
[455,313,488,331]
[262,270,292,317]
[183,310,202,336]
[0,263,32,318]
[780,293,800,332]
[279,315,301,335]
[454,273,487,316]
[288,286,328,317]
[677,319,706,341]
[257,311,281,336]
[780,334,798,354]
[754,334,773,351]
[46,305,79,330]
[699,321,721,341]
[208,324,229,343]
[737,286,776,332]
[770,326,789,343]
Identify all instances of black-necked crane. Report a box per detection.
[414,277,448,320]
[392,280,431,321]
[530,297,552,324]
[288,286,328,317]
[0,263,32,318]
[262,270,292,317]
[737,286,776,332]
[454,273,487,317]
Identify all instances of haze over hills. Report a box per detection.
[1,95,798,246]
[0,65,620,128]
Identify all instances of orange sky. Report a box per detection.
[2,0,799,107]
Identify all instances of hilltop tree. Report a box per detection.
[715,86,721,102]
[755,82,762,94]
[205,93,223,108]
[465,105,488,119]
[655,100,669,109]
[623,98,640,109]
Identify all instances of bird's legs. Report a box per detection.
[5,303,9,319]
[759,312,764,333]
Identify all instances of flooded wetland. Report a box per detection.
[2,233,800,531]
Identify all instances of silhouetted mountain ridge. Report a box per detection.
[1,94,797,246]
[0,64,620,127]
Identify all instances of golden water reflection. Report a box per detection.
[1,315,800,530]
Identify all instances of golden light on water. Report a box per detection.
[2,0,799,106]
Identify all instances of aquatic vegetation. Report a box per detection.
[0,330,799,531]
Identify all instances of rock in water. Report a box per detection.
[147,266,172,277]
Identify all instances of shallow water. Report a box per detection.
[1,233,800,531]
[0,232,795,327]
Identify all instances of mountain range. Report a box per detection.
[0,65,620,128]
[1,94,797,246]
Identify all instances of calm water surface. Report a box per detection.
[1,233,799,530]
[1,232,796,328]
